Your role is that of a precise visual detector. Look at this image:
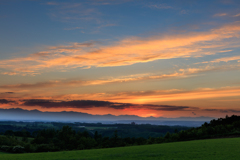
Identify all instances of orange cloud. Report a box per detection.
[219,50,232,52]
[2,86,240,117]
[0,65,216,89]
[1,23,240,75]
[198,55,240,64]
[210,56,240,63]
[2,72,18,76]
[66,86,240,104]
[16,86,237,106]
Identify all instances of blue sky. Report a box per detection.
[0,0,240,118]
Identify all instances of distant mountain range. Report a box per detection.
[0,108,214,127]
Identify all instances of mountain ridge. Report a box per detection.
[0,108,213,126]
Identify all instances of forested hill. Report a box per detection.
[164,115,240,142]
[205,115,240,127]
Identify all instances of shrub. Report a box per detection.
[0,145,12,152]
[12,145,25,153]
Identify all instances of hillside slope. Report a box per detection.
[1,137,239,160]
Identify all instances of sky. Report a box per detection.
[0,0,240,118]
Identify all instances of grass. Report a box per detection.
[1,137,240,160]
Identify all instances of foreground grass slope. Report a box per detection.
[1,137,239,160]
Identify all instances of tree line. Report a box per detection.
[1,115,240,153]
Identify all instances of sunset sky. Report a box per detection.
[0,0,240,118]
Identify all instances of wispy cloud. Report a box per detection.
[0,92,16,99]
[0,65,225,89]
[89,0,133,6]
[203,109,240,113]
[180,10,187,15]
[45,1,119,33]
[199,55,240,64]
[219,50,233,52]
[0,72,189,89]
[1,23,240,75]
[45,1,102,25]
[15,86,238,106]
[84,86,240,104]
[210,56,240,63]
[214,12,240,18]
[97,23,117,28]
[64,27,83,30]
[46,2,59,6]
[233,13,240,17]
[213,13,227,17]
[2,72,18,76]
[148,4,173,9]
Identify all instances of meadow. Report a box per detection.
[1,137,239,160]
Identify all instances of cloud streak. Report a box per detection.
[1,23,240,75]
[12,87,238,108]
[1,85,240,115]
[2,96,240,114]
[0,99,16,104]
[203,109,240,113]
[198,55,240,64]
[0,65,223,89]
[20,99,191,111]
[233,13,240,17]
[148,4,173,9]
[210,56,240,63]
[80,86,240,104]
[213,13,227,17]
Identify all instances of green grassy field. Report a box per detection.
[1,137,239,160]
